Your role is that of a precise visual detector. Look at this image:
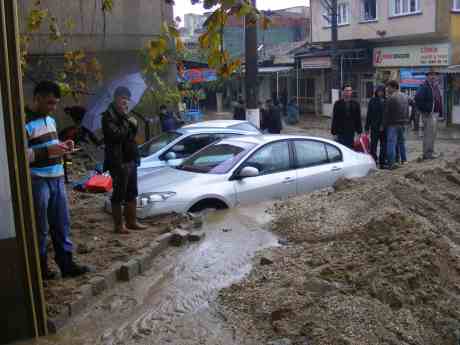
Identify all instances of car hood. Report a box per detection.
[138,167,225,193]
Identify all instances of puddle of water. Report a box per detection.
[18,203,277,345]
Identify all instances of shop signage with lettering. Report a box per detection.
[373,44,450,67]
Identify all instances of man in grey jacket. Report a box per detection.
[383,80,409,169]
[414,69,443,159]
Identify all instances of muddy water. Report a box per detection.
[21,204,277,345]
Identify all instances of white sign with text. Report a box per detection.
[373,44,450,67]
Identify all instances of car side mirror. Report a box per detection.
[165,151,177,161]
[238,166,260,179]
[173,144,185,153]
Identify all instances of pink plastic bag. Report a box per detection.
[353,133,370,154]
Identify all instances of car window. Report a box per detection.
[139,131,181,158]
[229,122,260,133]
[178,142,256,174]
[326,144,342,163]
[166,134,217,159]
[294,140,328,168]
[244,141,290,175]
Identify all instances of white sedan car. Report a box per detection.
[106,135,376,218]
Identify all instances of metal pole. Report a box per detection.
[276,72,279,100]
[330,0,339,90]
[340,54,344,88]
[296,66,299,107]
[245,0,259,127]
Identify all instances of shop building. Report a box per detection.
[306,0,458,121]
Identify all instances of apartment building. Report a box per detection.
[300,0,460,124]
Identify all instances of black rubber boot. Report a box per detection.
[40,255,57,280]
[61,252,91,278]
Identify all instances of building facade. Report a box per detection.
[304,0,460,124]
[18,0,174,127]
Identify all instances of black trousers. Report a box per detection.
[370,129,386,166]
[110,161,138,204]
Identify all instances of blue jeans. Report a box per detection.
[386,126,407,166]
[31,176,73,268]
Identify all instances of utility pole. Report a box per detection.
[330,0,339,90]
[245,0,260,127]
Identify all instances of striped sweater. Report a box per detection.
[25,108,64,178]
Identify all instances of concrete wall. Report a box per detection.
[311,0,438,43]
[19,0,173,54]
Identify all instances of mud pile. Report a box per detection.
[220,158,460,345]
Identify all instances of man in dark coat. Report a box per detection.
[266,99,283,134]
[331,84,362,148]
[365,85,386,167]
[102,86,147,234]
[414,69,443,159]
[233,97,246,120]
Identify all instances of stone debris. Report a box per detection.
[219,158,460,345]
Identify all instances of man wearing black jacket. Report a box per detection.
[365,85,386,167]
[102,86,147,234]
[266,99,283,134]
[331,84,362,148]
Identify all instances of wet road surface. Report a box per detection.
[21,204,277,345]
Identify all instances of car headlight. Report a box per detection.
[137,192,176,208]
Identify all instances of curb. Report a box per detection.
[47,231,175,333]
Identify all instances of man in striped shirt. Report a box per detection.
[26,81,89,280]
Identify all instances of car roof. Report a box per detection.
[182,120,252,129]
[218,134,342,146]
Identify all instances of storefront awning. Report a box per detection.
[258,66,293,73]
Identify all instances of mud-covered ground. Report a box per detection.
[219,156,460,345]
[44,154,185,318]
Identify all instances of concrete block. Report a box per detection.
[137,253,152,274]
[170,229,190,246]
[119,259,140,281]
[89,276,107,296]
[156,232,173,250]
[47,309,69,333]
[67,296,89,317]
[188,231,206,242]
[79,284,93,299]
[100,263,123,289]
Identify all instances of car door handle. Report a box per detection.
[283,177,295,183]
[331,166,342,172]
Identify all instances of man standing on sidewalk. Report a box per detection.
[331,84,362,149]
[415,69,443,160]
[383,80,409,169]
[102,86,147,234]
[26,81,90,280]
[365,85,386,168]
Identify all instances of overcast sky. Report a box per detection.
[174,0,310,24]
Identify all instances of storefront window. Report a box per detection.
[453,85,460,106]
[0,92,16,240]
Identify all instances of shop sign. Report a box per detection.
[373,44,450,67]
[301,56,331,69]
[400,68,429,88]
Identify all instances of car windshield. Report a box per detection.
[177,141,256,174]
[139,131,182,158]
